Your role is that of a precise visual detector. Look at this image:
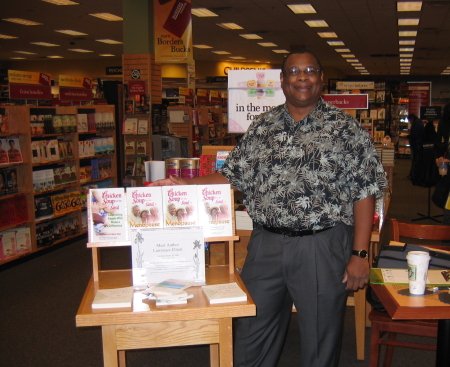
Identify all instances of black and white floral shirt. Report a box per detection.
[219,98,389,230]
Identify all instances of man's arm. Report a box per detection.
[149,172,231,187]
[342,194,375,290]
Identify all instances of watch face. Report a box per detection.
[359,250,368,258]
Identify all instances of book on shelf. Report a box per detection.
[36,222,54,248]
[125,140,135,155]
[15,227,32,253]
[122,118,138,134]
[4,138,23,164]
[216,151,230,170]
[136,141,146,155]
[0,230,17,259]
[5,168,18,195]
[35,196,54,219]
[125,100,135,114]
[202,282,247,304]
[0,112,9,134]
[0,138,10,165]
[77,114,89,132]
[91,286,134,309]
[0,169,7,195]
[125,161,136,176]
[137,120,148,134]
[46,139,60,162]
[199,155,216,176]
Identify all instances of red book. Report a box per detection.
[199,155,216,176]
[13,195,29,223]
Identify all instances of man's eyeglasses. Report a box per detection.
[283,66,321,77]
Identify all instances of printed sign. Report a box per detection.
[128,81,146,95]
[59,87,92,101]
[9,84,52,100]
[59,75,92,89]
[8,70,51,86]
[322,94,369,109]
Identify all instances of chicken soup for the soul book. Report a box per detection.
[126,186,163,229]
[162,185,199,228]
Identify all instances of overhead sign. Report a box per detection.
[8,70,51,86]
[228,69,285,133]
[336,81,374,90]
[59,75,92,89]
[59,87,92,101]
[131,69,141,79]
[178,87,194,104]
[207,76,228,83]
[9,84,52,99]
[322,94,369,109]
[420,106,441,120]
[106,66,123,75]
[196,89,210,105]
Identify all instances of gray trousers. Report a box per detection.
[234,223,353,367]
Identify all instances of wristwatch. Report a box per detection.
[352,249,369,259]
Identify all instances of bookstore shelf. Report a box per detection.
[0,105,117,266]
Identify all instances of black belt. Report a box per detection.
[262,225,334,237]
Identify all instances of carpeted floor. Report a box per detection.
[0,157,442,367]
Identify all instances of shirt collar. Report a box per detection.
[282,97,326,128]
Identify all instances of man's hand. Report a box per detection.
[342,256,369,291]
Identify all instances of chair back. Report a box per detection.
[390,218,450,242]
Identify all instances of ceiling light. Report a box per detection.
[400,53,413,57]
[354,67,365,70]
[399,30,417,37]
[68,48,93,52]
[240,34,263,39]
[287,4,317,14]
[341,54,355,58]
[212,51,231,54]
[10,57,26,59]
[216,23,243,30]
[272,49,290,53]
[258,42,277,47]
[399,47,414,52]
[230,56,246,59]
[42,0,78,4]
[351,63,362,66]
[400,63,411,66]
[399,40,415,45]
[96,39,123,44]
[191,8,218,17]
[0,34,17,39]
[47,55,63,58]
[347,59,359,62]
[317,32,338,38]
[397,1,422,11]
[13,51,37,54]
[193,44,213,49]
[99,54,115,57]
[3,18,42,25]
[55,30,88,36]
[442,72,450,75]
[361,72,370,75]
[398,18,420,26]
[327,41,345,46]
[89,13,123,21]
[335,48,351,52]
[400,58,412,62]
[304,20,328,27]
[30,42,59,47]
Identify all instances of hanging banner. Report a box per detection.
[59,88,92,101]
[9,84,52,100]
[8,70,51,86]
[179,87,194,104]
[154,0,193,63]
[228,69,285,133]
[408,82,431,118]
[322,94,368,109]
[210,90,222,105]
[196,89,210,105]
[336,81,374,90]
[59,75,92,89]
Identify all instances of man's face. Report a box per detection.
[133,206,140,217]
[169,204,176,215]
[280,52,323,111]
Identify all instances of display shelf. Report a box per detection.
[0,105,117,266]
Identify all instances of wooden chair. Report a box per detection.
[369,218,450,367]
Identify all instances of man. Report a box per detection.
[130,204,142,224]
[151,49,388,367]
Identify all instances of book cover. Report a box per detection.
[46,139,59,162]
[88,188,128,243]
[125,100,135,114]
[137,120,148,134]
[125,140,136,155]
[0,230,17,259]
[91,286,134,309]
[31,141,41,163]
[39,140,49,163]
[13,195,28,223]
[125,161,136,176]
[202,282,247,304]
[15,227,32,253]
[215,151,230,170]
[123,118,138,134]
[126,186,164,229]
[6,138,23,163]
[197,184,233,237]
[162,185,199,228]
[35,222,54,248]
[0,169,7,195]
[0,139,10,165]
[199,155,216,176]
[136,141,146,155]
[5,168,19,195]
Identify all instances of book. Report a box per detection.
[0,139,9,165]
[6,138,23,163]
[126,186,164,229]
[125,161,136,176]
[199,155,216,176]
[123,118,138,134]
[136,141,146,155]
[202,282,247,304]
[216,151,230,170]
[125,140,135,155]
[125,100,135,114]
[162,185,199,228]
[91,286,134,309]
[77,114,88,132]
[138,120,148,134]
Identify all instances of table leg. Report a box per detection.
[210,344,219,367]
[102,325,119,367]
[436,319,450,367]
[219,318,233,366]
[354,288,366,360]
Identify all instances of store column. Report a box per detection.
[122,0,162,105]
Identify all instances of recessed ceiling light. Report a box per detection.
[0,34,17,39]
[397,1,422,12]
[10,57,25,59]
[442,72,450,75]
[361,72,370,75]
[216,23,243,30]
[3,18,42,25]
[399,47,414,52]
[212,51,231,54]
[55,30,88,36]
[47,55,64,58]
[400,63,411,66]
[335,48,351,52]
[229,56,246,59]
[347,59,359,62]
[272,49,290,53]
[191,8,218,17]
[258,42,278,47]
[304,20,328,27]
[399,30,417,37]
[317,32,338,38]
[99,54,115,57]
[193,44,213,49]
[89,13,123,21]
[30,42,59,47]
[351,63,362,66]
[96,39,123,44]
[42,0,78,4]
[354,67,365,70]
[399,40,415,45]
[398,18,420,26]
[327,41,345,46]
[13,51,37,54]
[287,4,317,14]
[400,53,413,57]
[400,58,412,62]
[68,48,93,52]
[341,54,355,58]
[240,34,263,39]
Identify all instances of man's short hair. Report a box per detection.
[281,48,322,73]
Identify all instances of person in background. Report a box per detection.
[406,113,424,179]
[150,48,388,367]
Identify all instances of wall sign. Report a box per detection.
[322,94,368,109]
[131,70,141,79]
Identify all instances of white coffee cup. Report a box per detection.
[406,251,431,295]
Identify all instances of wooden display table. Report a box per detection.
[76,266,255,367]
